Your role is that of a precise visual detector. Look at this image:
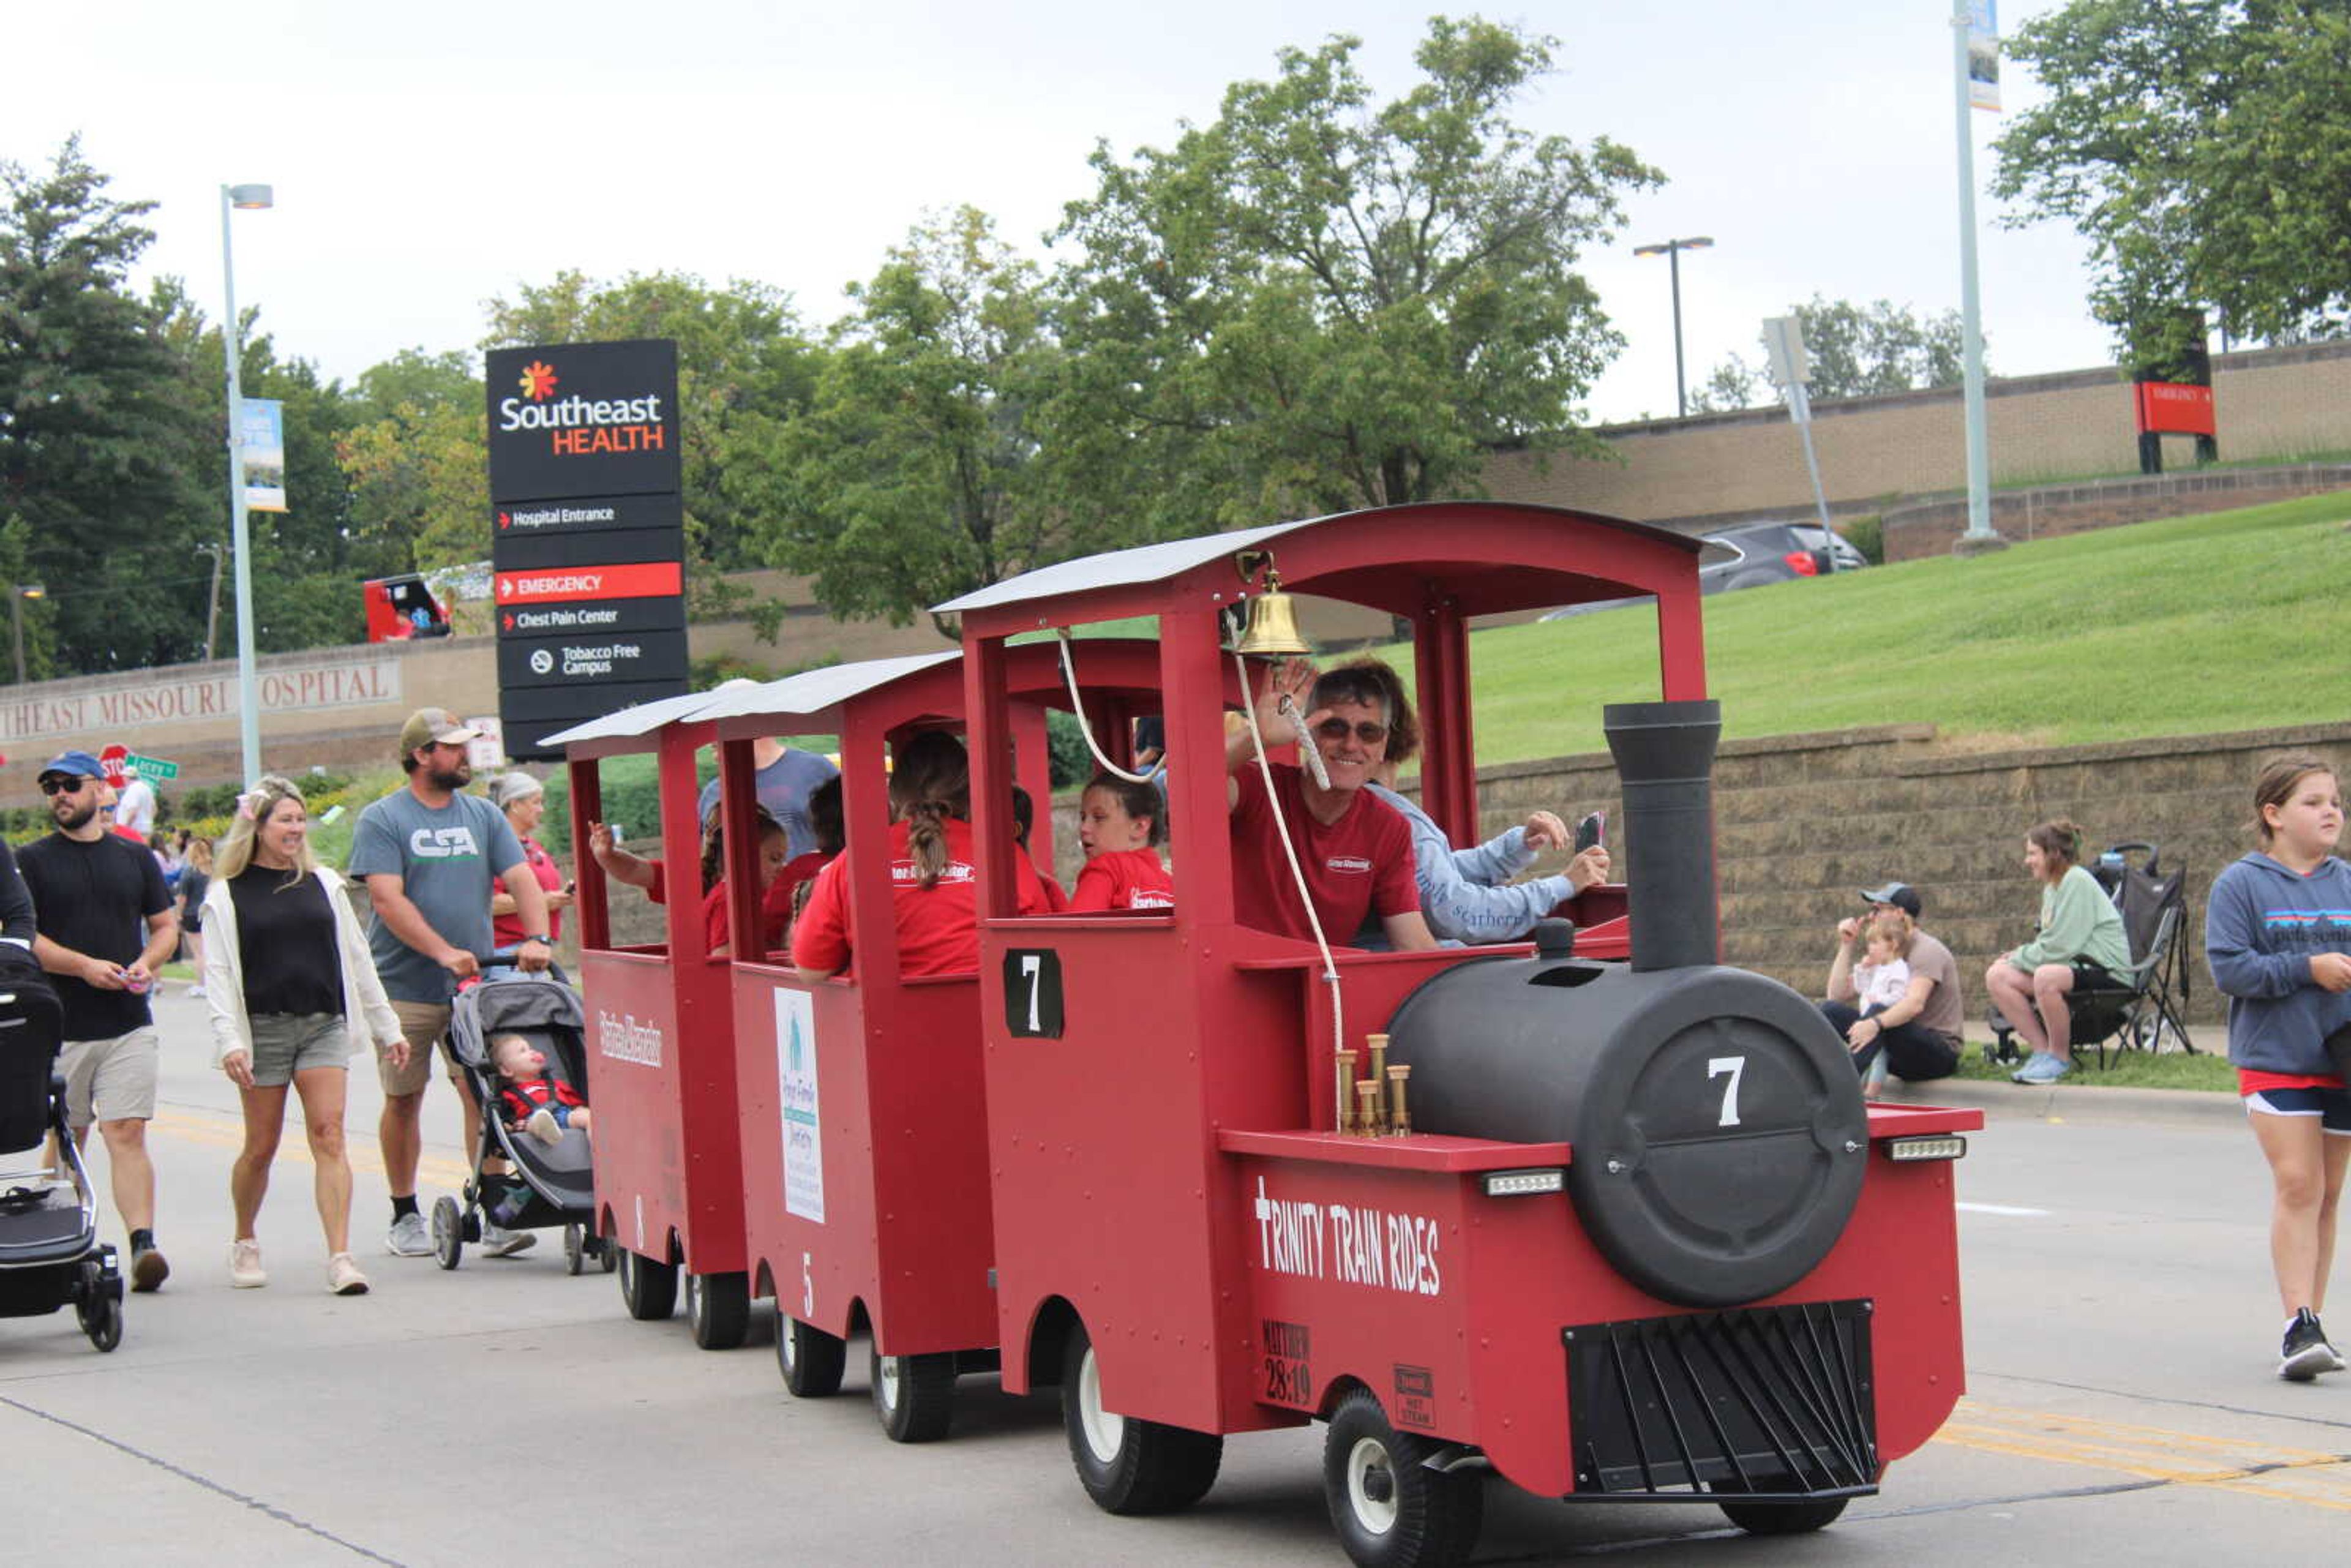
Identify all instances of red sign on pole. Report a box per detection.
[96,743,130,789]
[2135,381,2216,437]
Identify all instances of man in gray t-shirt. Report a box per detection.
[349,708,553,1258]
[1821,880,1964,1089]
[695,740,838,860]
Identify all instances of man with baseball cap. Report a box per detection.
[1821,880,1966,1088]
[20,749,179,1289]
[350,709,553,1258]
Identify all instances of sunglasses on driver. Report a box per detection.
[1314,718,1390,746]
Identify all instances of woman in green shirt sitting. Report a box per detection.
[1987,817,2134,1084]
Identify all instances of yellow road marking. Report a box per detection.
[148,1108,473,1188]
[1935,1398,2351,1512]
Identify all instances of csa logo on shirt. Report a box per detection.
[409,827,482,860]
[1326,856,1373,876]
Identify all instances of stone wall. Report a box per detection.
[1050,718,2351,1029]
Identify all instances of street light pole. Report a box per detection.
[220,182,272,786]
[10,585,44,686]
[1633,236,1715,418]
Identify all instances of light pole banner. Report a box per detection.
[1968,1,2001,113]
[239,398,287,512]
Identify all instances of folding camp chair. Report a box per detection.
[1989,842,2194,1071]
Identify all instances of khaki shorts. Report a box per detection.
[59,1026,160,1128]
[247,1011,350,1089]
[379,1000,462,1097]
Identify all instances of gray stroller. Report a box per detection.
[433,963,610,1275]
[0,961,124,1350]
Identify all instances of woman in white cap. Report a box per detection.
[488,773,572,951]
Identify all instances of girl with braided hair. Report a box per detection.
[1985,817,2132,1084]
[791,730,1054,981]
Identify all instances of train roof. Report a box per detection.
[691,651,964,727]
[932,501,1700,621]
[538,687,727,749]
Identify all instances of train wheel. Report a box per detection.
[1060,1324,1221,1514]
[778,1316,846,1397]
[430,1197,463,1271]
[1717,1496,1848,1535]
[1322,1388,1481,1568]
[617,1248,677,1321]
[871,1345,956,1442]
[685,1270,751,1351]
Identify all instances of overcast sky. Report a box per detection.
[11,1,2101,427]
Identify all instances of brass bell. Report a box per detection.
[1229,565,1313,658]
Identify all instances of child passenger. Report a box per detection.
[1069,775,1174,913]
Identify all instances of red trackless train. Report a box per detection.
[564,500,1978,1568]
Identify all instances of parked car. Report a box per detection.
[1540,520,1868,619]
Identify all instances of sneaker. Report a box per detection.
[130,1244,170,1292]
[384,1212,432,1257]
[326,1253,370,1296]
[228,1238,266,1289]
[2012,1052,2074,1086]
[478,1221,537,1259]
[525,1108,563,1146]
[2281,1308,2338,1381]
[186,984,206,1000]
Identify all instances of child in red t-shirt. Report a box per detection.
[1070,774,1174,913]
[792,732,1054,980]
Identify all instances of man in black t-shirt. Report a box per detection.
[20,749,179,1291]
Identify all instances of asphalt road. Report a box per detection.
[9,988,2350,1565]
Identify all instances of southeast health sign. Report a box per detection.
[486,339,689,759]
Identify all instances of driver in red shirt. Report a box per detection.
[1227,659,1436,952]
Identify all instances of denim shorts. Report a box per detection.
[247,1012,348,1088]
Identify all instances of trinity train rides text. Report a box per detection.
[498,360,668,457]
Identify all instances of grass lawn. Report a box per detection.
[1375,491,2351,764]
[1948,1038,2237,1092]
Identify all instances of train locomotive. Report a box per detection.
[942,501,1979,1566]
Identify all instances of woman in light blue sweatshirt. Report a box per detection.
[1988,818,2134,1084]
[2206,754,2351,1381]
[1335,660,1610,945]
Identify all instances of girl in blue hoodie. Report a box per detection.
[2207,754,2351,1381]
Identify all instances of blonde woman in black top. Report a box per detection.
[201,777,409,1295]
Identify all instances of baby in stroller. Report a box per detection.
[490,1032,593,1146]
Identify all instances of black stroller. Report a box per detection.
[433,963,610,1275]
[0,961,124,1351]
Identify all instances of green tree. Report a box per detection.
[1688,296,1972,413]
[1992,0,2351,362]
[0,139,214,676]
[1041,17,1660,540]
[747,208,1054,634]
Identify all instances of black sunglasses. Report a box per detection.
[39,776,91,797]
[1314,718,1390,746]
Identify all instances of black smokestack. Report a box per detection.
[1602,699,1722,972]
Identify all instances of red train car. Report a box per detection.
[547,691,754,1348]
[934,501,1981,1566]
[694,643,1159,1439]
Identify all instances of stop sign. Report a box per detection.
[97,743,129,789]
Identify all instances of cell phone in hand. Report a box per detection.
[1573,811,1606,853]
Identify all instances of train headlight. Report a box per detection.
[1883,1135,1968,1163]
[1482,1168,1567,1198]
